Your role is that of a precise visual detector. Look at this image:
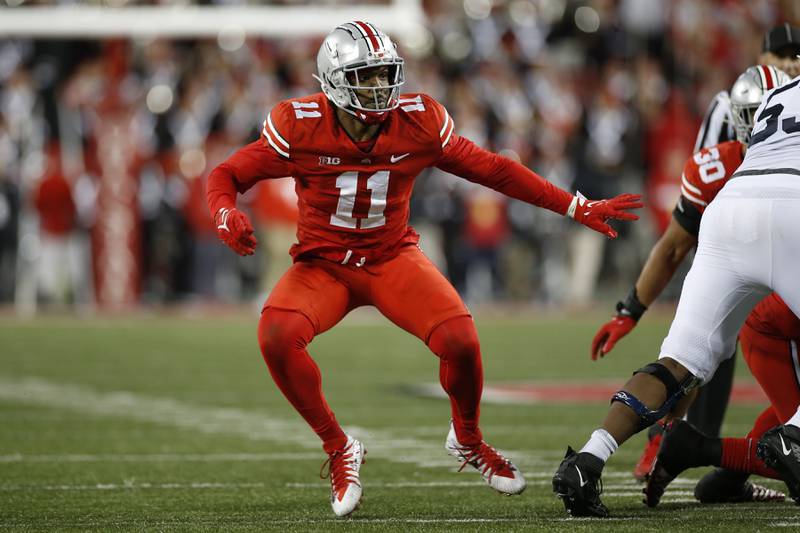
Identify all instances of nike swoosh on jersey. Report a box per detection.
[390,153,410,163]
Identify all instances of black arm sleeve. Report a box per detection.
[671,196,702,237]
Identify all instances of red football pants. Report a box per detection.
[719,322,800,478]
[257,245,481,454]
[741,321,800,431]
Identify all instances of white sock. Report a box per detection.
[786,405,800,429]
[579,429,618,463]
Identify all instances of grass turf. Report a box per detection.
[0,310,795,531]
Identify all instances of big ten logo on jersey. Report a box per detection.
[292,101,321,119]
[319,156,341,165]
[693,147,726,183]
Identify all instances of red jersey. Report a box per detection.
[679,140,744,216]
[207,92,572,265]
[671,140,800,340]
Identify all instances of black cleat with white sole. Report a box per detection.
[552,446,609,518]
[757,424,800,504]
[694,467,785,503]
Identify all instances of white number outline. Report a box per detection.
[692,147,726,183]
[330,171,390,229]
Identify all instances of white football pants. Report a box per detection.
[660,173,800,383]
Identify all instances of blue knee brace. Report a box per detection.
[611,363,700,432]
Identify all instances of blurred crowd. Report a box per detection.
[0,0,798,313]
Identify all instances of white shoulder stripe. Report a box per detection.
[399,95,425,112]
[262,126,290,159]
[681,173,702,195]
[680,185,707,207]
[439,110,451,137]
[441,118,454,148]
[267,112,289,149]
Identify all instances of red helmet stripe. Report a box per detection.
[364,21,386,50]
[761,65,775,89]
[354,20,381,52]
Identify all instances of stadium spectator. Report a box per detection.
[32,145,79,306]
[0,2,798,308]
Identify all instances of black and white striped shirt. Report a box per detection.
[694,90,735,151]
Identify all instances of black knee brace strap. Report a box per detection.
[610,363,699,432]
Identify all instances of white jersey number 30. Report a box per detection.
[693,147,726,183]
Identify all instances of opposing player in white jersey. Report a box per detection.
[695,24,800,151]
[590,65,790,504]
[606,29,800,480]
[552,74,800,517]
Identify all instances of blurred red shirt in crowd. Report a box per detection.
[34,146,76,236]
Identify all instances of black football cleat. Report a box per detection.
[644,420,714,507]
[552,446,609,518]
[694,468,785,503]
[757,424,800,504]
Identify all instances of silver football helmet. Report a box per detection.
[315,21,405,123]
[730,64,791,144]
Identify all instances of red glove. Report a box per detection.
[215,207,257,256]
[591,315,636,360]
[569,193,643,238]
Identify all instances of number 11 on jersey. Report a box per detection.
[330,171,390,229]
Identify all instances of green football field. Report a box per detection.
[0,310,795,531]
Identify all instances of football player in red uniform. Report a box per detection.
[206,21,642,517]
[553,65,793,517]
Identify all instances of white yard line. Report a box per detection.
[0,482,268,491]
[0,376,559,470]
[1,376,779,506]
[0,376,316,447]
[0,452,322,463]
[0,478,700,504]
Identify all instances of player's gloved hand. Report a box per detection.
[591,288,647,360]
[591,315,636,360]
[215,207,257,256]
[569,192,643,238]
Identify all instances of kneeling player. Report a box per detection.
[644,292,798,505]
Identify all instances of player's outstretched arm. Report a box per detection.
[434,135,642,237]
[591,217,697,360]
